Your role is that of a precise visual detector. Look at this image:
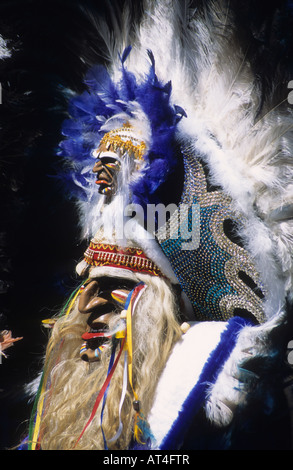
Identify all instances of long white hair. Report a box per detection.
[32,271,182,450]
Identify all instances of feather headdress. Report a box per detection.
[58,45,186,238]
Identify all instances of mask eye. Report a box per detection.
[100,156,118,164]
[97,277,136,293]
[111,289,130,307]
[104,161,120,170]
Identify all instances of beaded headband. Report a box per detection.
[83,241,164,277]
[96,124,147,161]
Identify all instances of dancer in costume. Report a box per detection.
[24,0,293,450]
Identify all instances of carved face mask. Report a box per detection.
[92,146,121,197]
[78,277,136,362]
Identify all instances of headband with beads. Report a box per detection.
[95,124,147,161]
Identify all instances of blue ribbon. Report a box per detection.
[100,339,118,449]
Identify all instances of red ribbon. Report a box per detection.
[81,331,108,340]
[73,335,126,448]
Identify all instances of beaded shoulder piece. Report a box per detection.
[156,152,266,324]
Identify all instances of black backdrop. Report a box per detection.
[0,0,146,450]
[0,0,113,449]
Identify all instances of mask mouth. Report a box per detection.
[80,322,111,361]
[95,176,111,185]
[96,182,113,196]
[95,169,113,189]
[82,332,110,351]
[83,308,115,350]
[95,158,121,195]
[82,320,110,342]
[79,317,126,363]
[80,304,125,361]
[82,324,108,341]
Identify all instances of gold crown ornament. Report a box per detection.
[96,124,147,161]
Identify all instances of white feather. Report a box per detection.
[125,0,293,318]
[0,35,11,60]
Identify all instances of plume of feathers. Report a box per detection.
[122,0,293,321]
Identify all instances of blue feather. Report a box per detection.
[174,104,187,118]
[119,68,137,102]
[120,45,132,64]
[147,49,155,68]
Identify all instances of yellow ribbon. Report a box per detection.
[30,367,50,450]
[125,291,147,444]
[125,298,138,402]
[30,281,86,449]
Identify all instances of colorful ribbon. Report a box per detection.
[73,335,126,448]
[100,340,119,449]
[107,350,128,444]
[29,280,87,450]
[73,282,147,449]
[29,280,148,450]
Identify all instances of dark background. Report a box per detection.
[0,0,145,450]
[0,0,293,451]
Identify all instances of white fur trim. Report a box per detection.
[147,321,227,448]
[88,266,146,283]
[76,259,89,277]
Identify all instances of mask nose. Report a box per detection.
[93,159,103,173]
[78,281,108,314]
